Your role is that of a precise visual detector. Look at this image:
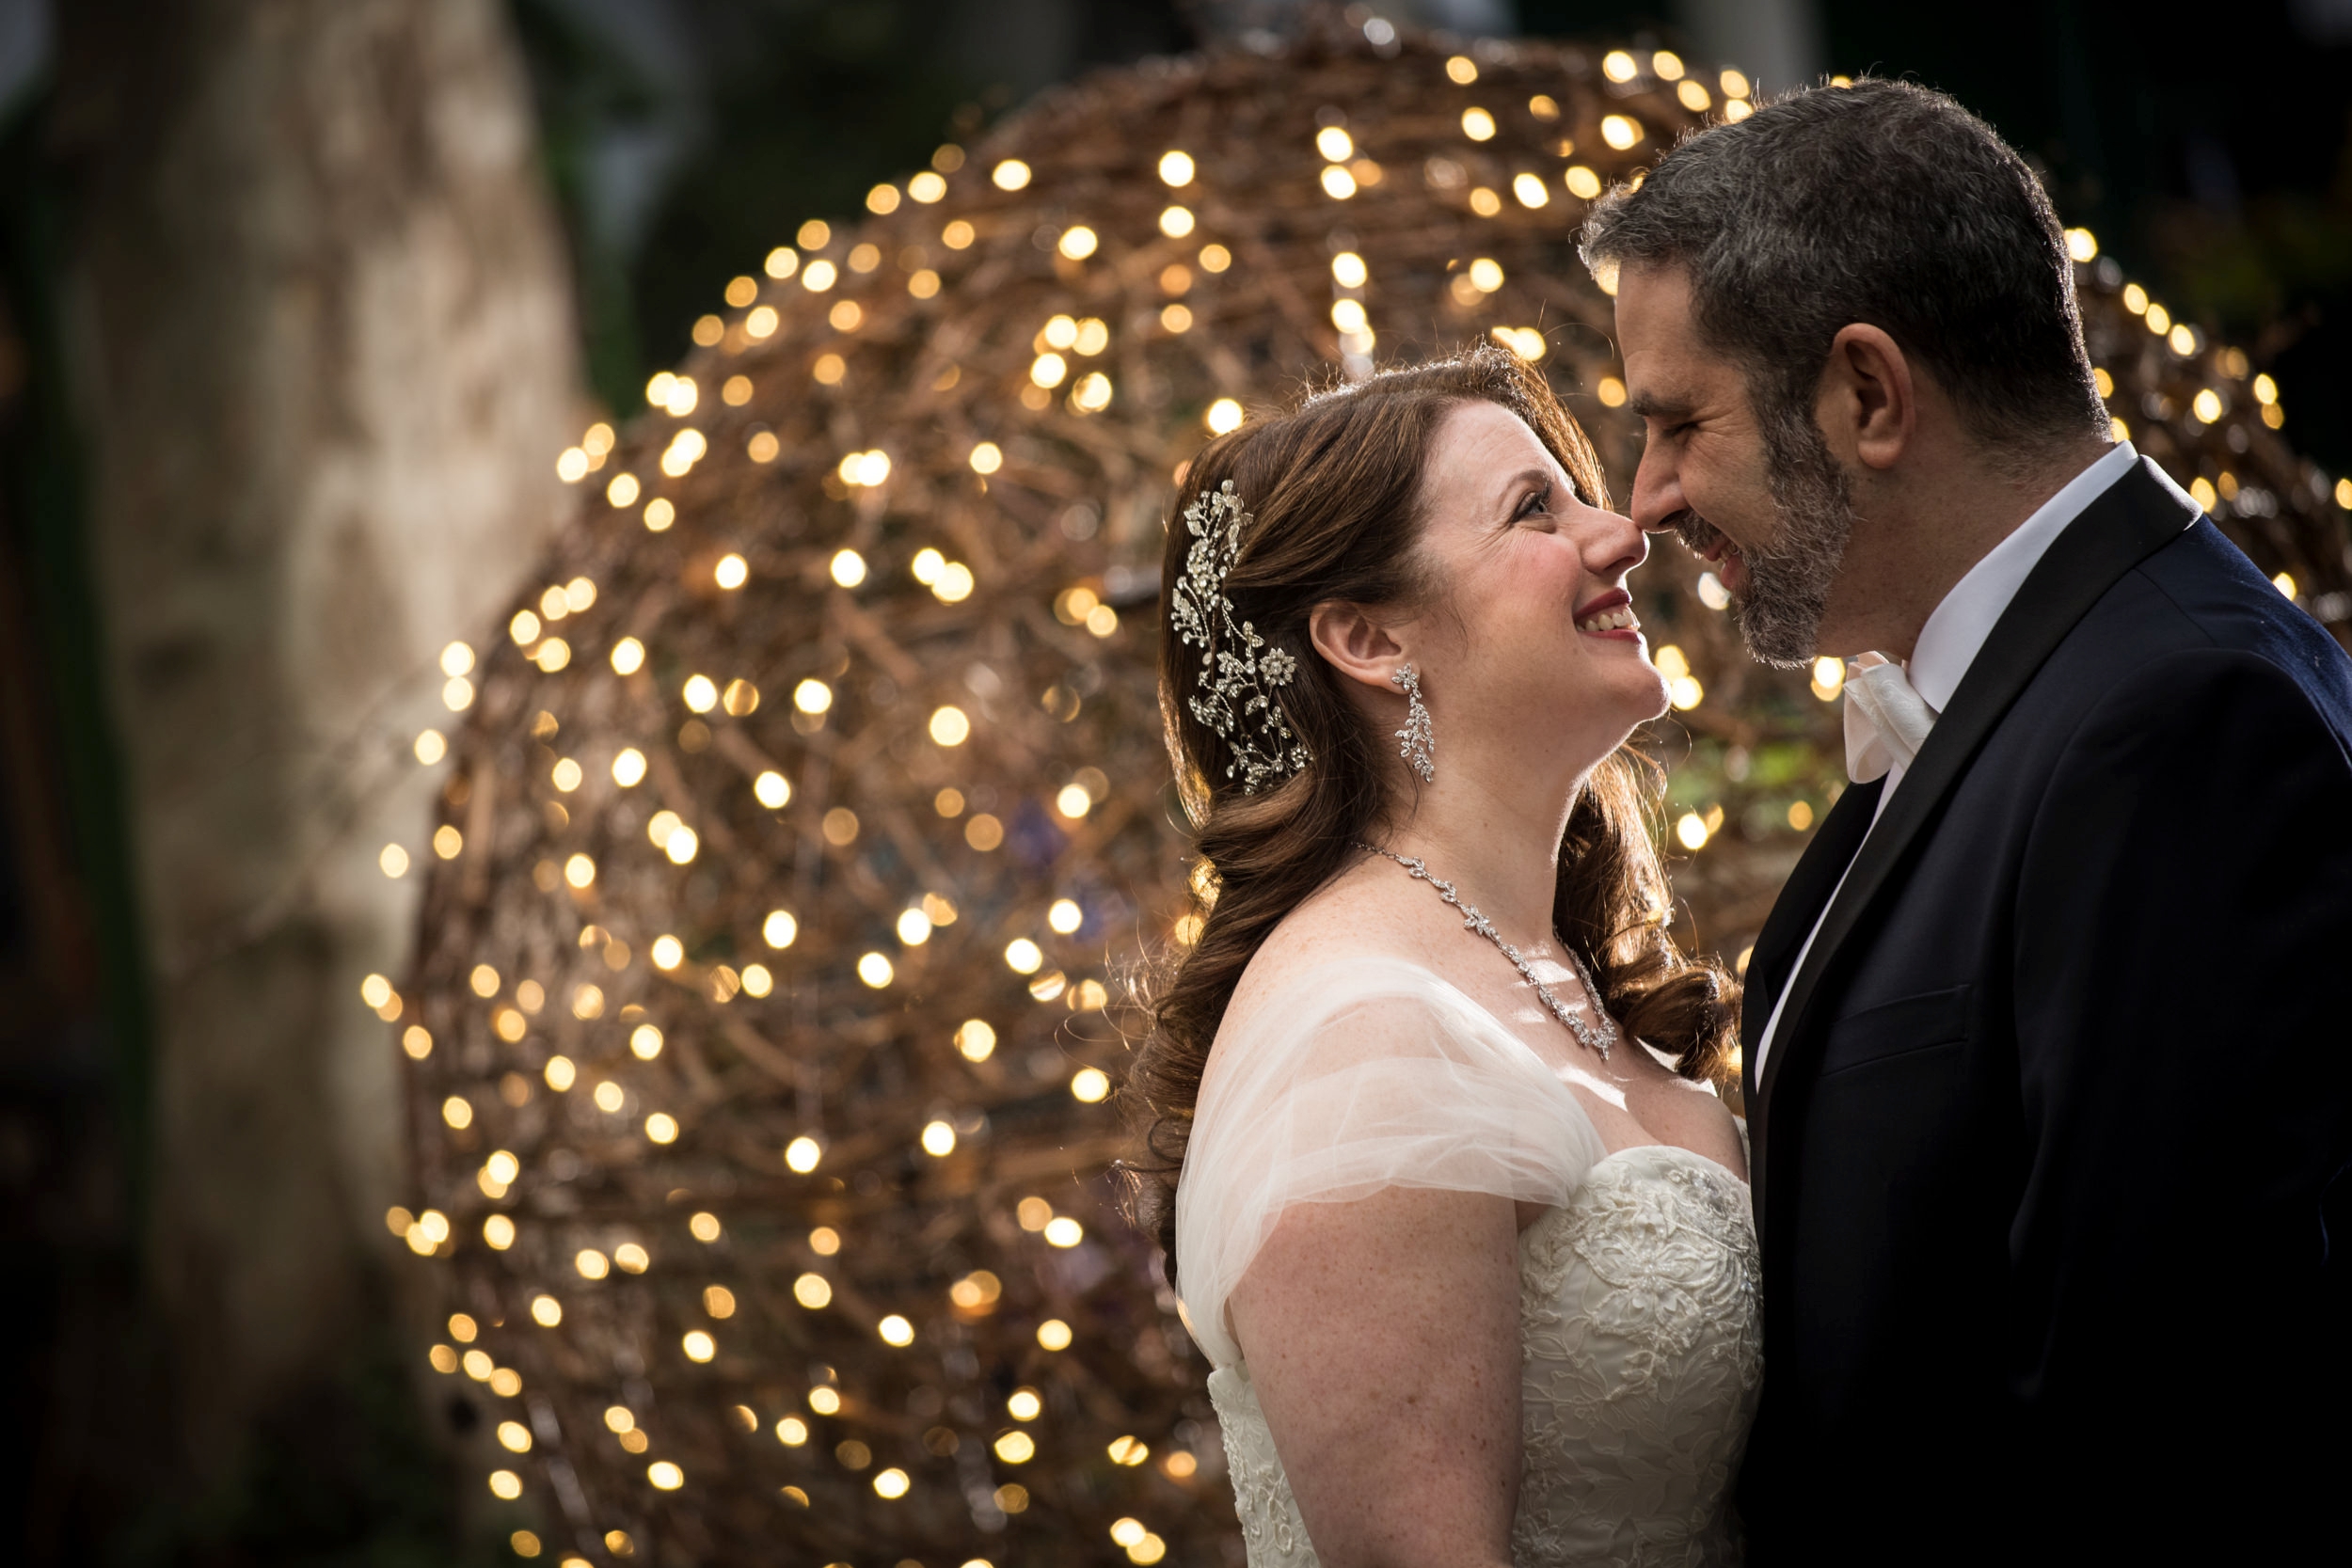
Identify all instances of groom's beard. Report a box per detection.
[1670,414,1856,670]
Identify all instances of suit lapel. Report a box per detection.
[1750,460,2200,1225]
[1740,776,1881,1109]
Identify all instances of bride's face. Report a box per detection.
[1408,401,1667,769]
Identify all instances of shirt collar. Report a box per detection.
[1906,442,2140,713]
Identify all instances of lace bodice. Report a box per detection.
[1207,1143,1762,1566]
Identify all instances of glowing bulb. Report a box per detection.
[1043,1215,1084,1247]
[650,935,684,970]
[898,908,933,945]
[1005,938,1042,974]
[714,553,748,590]
[612,748,646,787]
[1205,397,1244,435]
[879,1314,914,1346]
[793,679,832,714]
[1159,149,1195,185]
[631,1024,663,1060]
[992,159,1030,190]
[858,952,895,988]
[1072,1067,1110,1102]
[956,1019,996,1061]
[763,910,798,948]
[682,1330,716,1363]
[1461,107,1496,140]
[793,1272,833,1308]
[830,549,867,588]
[785,1136,821,1173]
[754,769,790,808]
[1037,1318,1072,1351]
[1601,115,1642,150]
[969,441,1002,474]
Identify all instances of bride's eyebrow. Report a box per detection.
[1492,467,1552,516]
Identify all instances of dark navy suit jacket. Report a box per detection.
[1736,460,2352,1564]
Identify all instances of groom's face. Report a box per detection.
[1614,265,1855,668]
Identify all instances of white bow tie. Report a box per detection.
[1843,653,1940,784]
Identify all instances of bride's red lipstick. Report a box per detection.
[1574,588,1642,641]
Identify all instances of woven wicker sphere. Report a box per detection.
[393,15,2350,1566]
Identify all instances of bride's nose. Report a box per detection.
[1581,504,1648,580]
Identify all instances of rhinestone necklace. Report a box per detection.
[1358,843,1618,1061]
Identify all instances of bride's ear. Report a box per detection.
[1308,600,1407,695]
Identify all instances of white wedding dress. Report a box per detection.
[1176,959,1762,1567]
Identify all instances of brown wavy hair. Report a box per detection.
[1121,344,1740,1277]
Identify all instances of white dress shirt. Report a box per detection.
[1749,442,2145,1085]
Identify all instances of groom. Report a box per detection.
[1587,82,2352,1563]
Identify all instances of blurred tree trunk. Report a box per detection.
[52,0,580,1485]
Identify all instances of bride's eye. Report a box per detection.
[1515,483,1553,522]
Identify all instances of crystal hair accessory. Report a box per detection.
[1168,479,1311,794]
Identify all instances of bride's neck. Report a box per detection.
[1376,763,1579,948]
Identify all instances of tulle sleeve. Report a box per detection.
[1173,958,1607,1369]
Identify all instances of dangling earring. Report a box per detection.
[1392,663,1436,783]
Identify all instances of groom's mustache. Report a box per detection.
[1664,509,1730,560]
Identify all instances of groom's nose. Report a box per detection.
[1629,449,1686,533]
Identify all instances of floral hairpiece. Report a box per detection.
[1168,480,1311,793]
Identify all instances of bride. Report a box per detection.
[1124,345,1758,1566]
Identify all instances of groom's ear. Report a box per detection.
[1308,600,1406,695]
[1820,324,1915,472]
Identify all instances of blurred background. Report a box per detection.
[2,0,2345,1561]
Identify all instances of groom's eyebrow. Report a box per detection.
[1625,388,1687,420]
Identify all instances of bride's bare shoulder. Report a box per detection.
[1219,859,1435,1032]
